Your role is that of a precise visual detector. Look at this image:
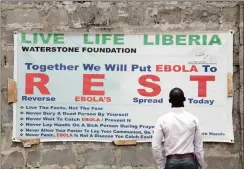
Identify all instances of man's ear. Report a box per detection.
[183,97,186,101]
[169,99,172,103]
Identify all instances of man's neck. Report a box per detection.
[172,104,184,108]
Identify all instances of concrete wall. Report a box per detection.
[1,1,243,169]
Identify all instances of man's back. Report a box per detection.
[157,108,198,156]
[151,87,204,169]
[152,107,203,169]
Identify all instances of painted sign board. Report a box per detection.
[13,32,234,143]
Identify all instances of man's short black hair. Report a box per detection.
[169,87,186,104]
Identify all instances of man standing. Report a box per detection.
[152,88,204,169]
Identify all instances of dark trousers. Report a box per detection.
[165,157,198,169]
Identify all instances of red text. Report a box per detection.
[156,65,198,72]
[25,73,50,95]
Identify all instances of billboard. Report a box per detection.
[13,32,234,142]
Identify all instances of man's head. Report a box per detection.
[169,87,186,107]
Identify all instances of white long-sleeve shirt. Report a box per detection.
[152,107,204,169]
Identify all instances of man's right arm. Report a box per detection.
[152,119,165,169]
[193,118,204,169]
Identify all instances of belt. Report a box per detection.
[167,153,195,159]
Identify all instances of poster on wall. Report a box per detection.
[12,32,234,143]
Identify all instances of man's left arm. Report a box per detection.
[152,120,165,169]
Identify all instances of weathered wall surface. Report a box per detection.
[0,1,243,169]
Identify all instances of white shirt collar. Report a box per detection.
[171,107,185,113]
